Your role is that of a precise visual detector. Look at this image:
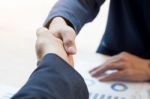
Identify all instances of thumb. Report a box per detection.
[60,29,77,55]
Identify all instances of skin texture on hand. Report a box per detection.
[36,27,74,67]
[49,17,77,55]
[90,52,150,82]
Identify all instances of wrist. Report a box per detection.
[49,17,67,29]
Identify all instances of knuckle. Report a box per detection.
[121,51,127,55]
[64,39,74,46]
[66,39,73,43]
[120,52,127,56]
[124,70,132,76]
[36,27,48,36]
[64,36,75,44]
[120,52,128,61]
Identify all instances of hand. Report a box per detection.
[49,17,77,55]
[90,52,150,82]
[36,27,74,67]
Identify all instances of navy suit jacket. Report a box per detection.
[12,54,89,99]
[44,0,150,59]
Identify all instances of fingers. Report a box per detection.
[89,52,150,82]
[36,27,74,67]
[90,62,125,77]
[89,67,99,73]
[89,52,132,82]
[89,52,127,74]
[60,28,77,55]
[97,71,126,81]
[36,27,56,61]
[36,27,48,61]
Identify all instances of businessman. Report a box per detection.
[43,0,150,82]
[12,28,89,99]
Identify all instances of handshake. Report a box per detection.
[36,27,74,67]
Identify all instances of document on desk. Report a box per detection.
[0,79,149,99]
[75,60,150,99]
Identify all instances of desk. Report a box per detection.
[74,52,150,99]
[0,52,150,99]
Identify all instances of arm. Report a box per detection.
[12,28,89,99]
[12,54,88,99]
[43,0,105,55]
[44,0,105,33]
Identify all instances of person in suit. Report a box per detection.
[12,28,89,99]
[43,0,150,82]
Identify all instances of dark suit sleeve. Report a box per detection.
[11,54,89,99]
[44,0,105,33]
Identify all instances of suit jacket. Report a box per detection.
[44,0,150,59]
[12,54,89,99]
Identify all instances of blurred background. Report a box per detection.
[0,0,109,88]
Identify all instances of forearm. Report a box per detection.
[44,0,104,33]
[12,54,88,99]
